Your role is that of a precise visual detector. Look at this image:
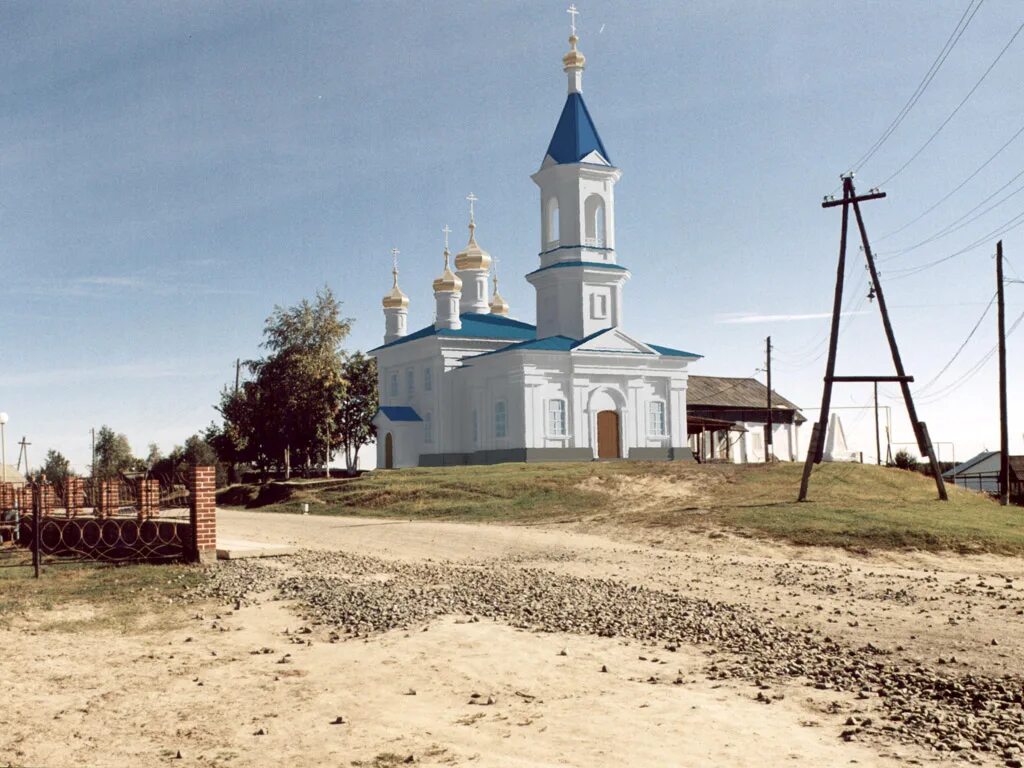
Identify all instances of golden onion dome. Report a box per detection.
[489,273,509,316]
[382,268,409,309]
[562,34,585,71]
[454,220,492,271]
[432,247,462,293]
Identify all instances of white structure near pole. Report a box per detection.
[0,412,7,484]
[369,13,701,468]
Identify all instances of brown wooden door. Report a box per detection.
[384,433,394,469]
[597,411,620,459]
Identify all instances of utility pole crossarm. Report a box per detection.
[822,190,886,208]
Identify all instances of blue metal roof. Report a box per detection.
[377,406,422,422]
[526,261,629,278]
[471,330,701,361]
[648,343,703,359]
[369,313,537,352]
[545,93,611,165]
[470,335,578,361]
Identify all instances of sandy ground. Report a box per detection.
[4,508,1023,767]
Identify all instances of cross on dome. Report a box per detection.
[390,247,400,271]
[466,193,478,224]
[567,4,579,36]
[442,224,452,251]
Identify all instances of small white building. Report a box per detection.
[369,26,700,468]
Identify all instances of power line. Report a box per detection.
[917,304,1024,404]
[917,291,997,392]
[850,0,984,174]
[875,20,1024,188]
[877,119,1024,242]
[887,205,1024,279]
[880,168,1024,258]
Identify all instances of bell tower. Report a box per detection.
[527,7,629,341]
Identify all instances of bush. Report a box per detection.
[890,450,919,472]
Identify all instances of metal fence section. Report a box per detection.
[0,469,215,574]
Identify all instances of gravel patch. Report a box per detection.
[194,550,1024,763]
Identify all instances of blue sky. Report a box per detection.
[2,0,1022,471]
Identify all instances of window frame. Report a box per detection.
[494,400,507,439]
[647,400,667,437]
[546,398,568,437]
[424,411,433,444]
[405,367,414,395]
[389,372,399,398]
[424,366,432,392]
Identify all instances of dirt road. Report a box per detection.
[4,509,1023,767]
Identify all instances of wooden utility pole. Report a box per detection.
[16,438,30,475]
[997,240,1009,506]
[765,336,773,463]
[874,381,882,466]
[799,174,947,501]
[91,427,96,480]
[234,358,241,395]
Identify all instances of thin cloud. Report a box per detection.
[0,361,213,388]
[74,276,144,287]
[715,310,870,325]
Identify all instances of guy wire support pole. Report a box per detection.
[799,174,948,501]
[996,240,1009,506]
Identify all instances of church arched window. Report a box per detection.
[546,197,560,246]
[584,194,605,247]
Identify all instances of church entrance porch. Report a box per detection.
[596,410,621,459]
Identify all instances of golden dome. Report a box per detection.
[489,272,509,316]
[562,34,585,71]
[432,247,462,293]
[454,221,492,271]
[382,267,409,309]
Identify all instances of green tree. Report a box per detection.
[40,449,73,485]
[211,287,354,481]
[335,352,378,475]
[93,426,139,479]
[252,287,351,476]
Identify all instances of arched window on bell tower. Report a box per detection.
[546,197,560,247]
[584,193,606,247]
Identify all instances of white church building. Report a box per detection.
[369,19,700,468]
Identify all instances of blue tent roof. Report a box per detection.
[545,93,611,165]
[376,406,422,422]
[369,313,537,352]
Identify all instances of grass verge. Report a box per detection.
[0,561,203,632]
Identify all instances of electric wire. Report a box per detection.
[850,0,984,174]
[877,120,1024,242]
[887,206,1024,279]
[875,20,1024,188]
[917,291,997,393]
[879,168,1024,259]
[916,305,1024,404]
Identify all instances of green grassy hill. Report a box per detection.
[217,461,1023,555]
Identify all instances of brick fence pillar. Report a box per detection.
[65,477,84,518]
[188,465,217,564]
[38,483,55,516]
[0,482,15,511]
[137,479,160,520]
[17,485,32,514]
[97,480,118,518]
